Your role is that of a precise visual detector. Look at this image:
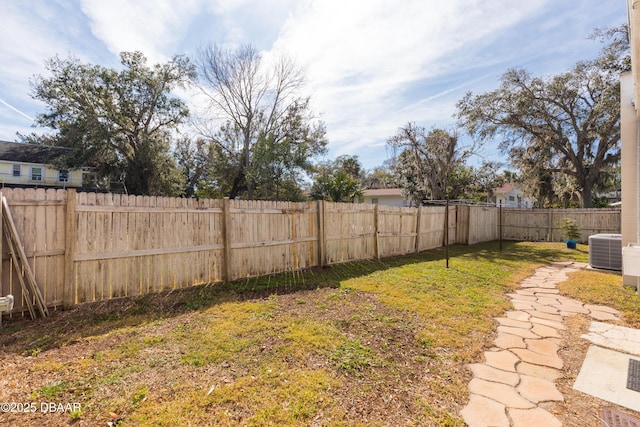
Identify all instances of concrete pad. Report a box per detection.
[581,321,640,356]
[573,345,640,412]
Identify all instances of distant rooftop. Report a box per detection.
[0,140,74,164]
[363,188,404,197]
[494,183,518,193]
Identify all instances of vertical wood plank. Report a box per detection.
[63,189,77,308]
[222,197,232,281]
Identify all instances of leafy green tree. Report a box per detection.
[310,155,364,202]
[456,25,628,208]
[388,124,473,204]
[362,160,401,189]
[25,51,194,195]
[194,44,327,199]
[174,137,218,198]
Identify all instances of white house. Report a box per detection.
[362,188,413,207]
[621,0,640,287]
[493,183,534,208]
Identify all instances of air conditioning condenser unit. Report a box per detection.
[589,234,622,271]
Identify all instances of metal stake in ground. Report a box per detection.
[445,197,449,268]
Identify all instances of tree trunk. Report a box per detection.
[229,169,245,199]
[580,182,593,208]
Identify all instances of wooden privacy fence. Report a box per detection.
[1,189,495,315]
[0,187,620,316]
[500,208,621,243]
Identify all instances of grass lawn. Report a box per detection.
[1,241,639,426]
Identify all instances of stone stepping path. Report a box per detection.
[460,261,621,427]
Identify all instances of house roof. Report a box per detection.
[363,188,404,197]
[494,183,518,193]
[0,140,74,164]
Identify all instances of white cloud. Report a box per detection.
[268,0,552,166]
[0,0,628,167]
[79,0,203,61]
[0,1,89,139]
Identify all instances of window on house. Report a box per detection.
[12,164,20,177]
[30,167,43,182]
[371,198,379,204]
[508,195,515,201]
[58,170,69,183]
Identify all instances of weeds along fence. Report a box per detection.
[500,208,621,243]
[0,188,620,315]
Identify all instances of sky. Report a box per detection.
[0,0,628,170]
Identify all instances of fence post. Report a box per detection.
[415,205,422,253]
[499,202,503,251]
[445,199,449,268]
[547,209,553,241]
[222,197,232,281]
[373,204,379,259]
[63,188,77,309]
[317,200,326,267]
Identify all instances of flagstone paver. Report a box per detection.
[461,395,510,427]
[505,311,531,321]
[484,350,520,372]
[508,407,562,427]
[469,378,536,409]
[516,362,562,381]
[530,323,562,339]
[516,374,564,403]
[511,348,564,369]
[494,333,526,350]
[460,261,622,426]
[469,363,521,386]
